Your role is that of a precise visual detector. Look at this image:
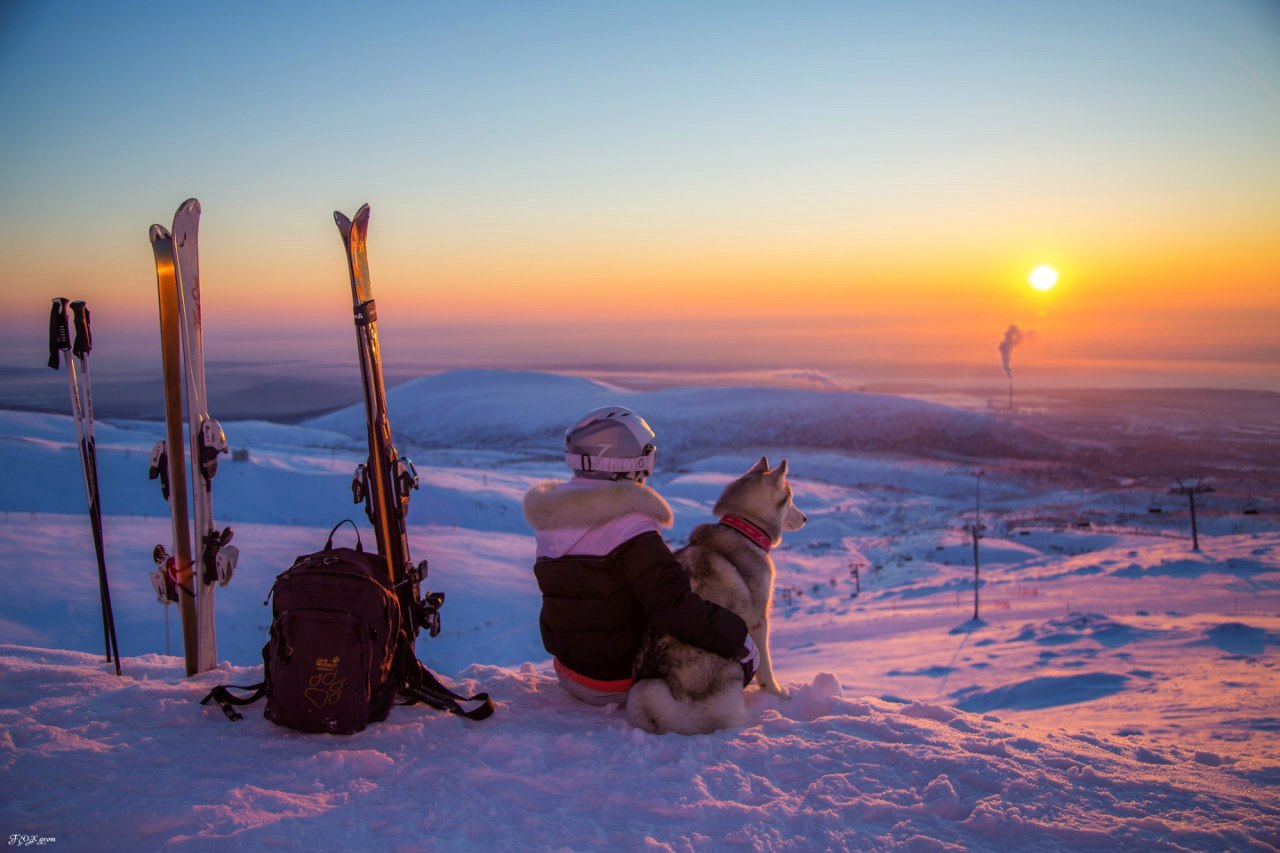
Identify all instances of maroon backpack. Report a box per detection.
[202,522,492,733]
[264,534,400,733]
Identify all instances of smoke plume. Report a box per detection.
[998,324,1023,379]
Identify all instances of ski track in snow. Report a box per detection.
[2,372,1279,850]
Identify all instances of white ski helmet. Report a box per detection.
[564,406,657,480]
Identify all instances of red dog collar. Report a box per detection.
[719,514,773,552]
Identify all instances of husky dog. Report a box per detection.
[627,457,807,735]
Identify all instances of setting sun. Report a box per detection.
[1029,265,1059,291]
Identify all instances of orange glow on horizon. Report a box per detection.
[2,195,1275,392]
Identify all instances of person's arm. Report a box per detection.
[619,531,748,656]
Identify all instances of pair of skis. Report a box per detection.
[47,299,122,675]
[334,204,437,639]
[148,199,237,676]
[335,204,491,720]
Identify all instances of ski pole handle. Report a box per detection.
[70,301,92,359]
[47,297,70,369]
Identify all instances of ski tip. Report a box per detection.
[177,198,201,216]
[334,211,352,240]
[350,204,370,244]
[149,224,171,242]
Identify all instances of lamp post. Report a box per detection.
[1170,478,1213,551]
[965,471,986,620]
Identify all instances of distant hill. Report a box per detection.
[307,369,1068,464]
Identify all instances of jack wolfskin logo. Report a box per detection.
[304,656,345,709]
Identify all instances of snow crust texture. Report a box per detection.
[1,647,1276,853]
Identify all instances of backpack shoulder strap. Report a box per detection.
[200,682,266,721]
[396,644,495,722]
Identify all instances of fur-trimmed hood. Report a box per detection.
[522,479,673,531]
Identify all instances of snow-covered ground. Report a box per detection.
[1,370,1277,851]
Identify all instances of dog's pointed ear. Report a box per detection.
[769,459,789,481]
[749,456,769,474]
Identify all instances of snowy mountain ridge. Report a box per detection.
[309,369,1069,463]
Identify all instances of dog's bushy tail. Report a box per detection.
[626,679,749,735]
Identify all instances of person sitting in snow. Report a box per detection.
[522,405,755,707]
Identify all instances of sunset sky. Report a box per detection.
[1,1,1277,390]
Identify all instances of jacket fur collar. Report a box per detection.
[523,479,673,531]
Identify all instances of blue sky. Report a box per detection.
[1,1,1277,389]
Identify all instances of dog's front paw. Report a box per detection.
[760,680,790,699]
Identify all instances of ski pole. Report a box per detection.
[71,301,122,675]
[47,299,122,674]
[60,302,105,654]
[49,299,106,656]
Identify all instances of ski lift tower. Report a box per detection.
[1169,478,1214,551]
[963,471,986,619]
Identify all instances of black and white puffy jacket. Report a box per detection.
[522,478,748,684]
